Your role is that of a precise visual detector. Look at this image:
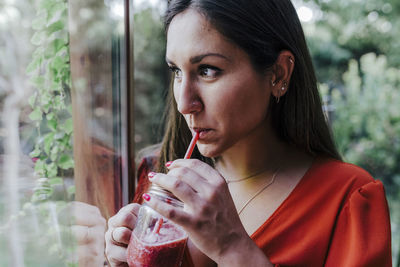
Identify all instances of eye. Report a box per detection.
[199,65,221,79]
[168,66,182,81]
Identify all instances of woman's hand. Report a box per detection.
[61,201,107,267]
[145,159,270,266]
[105,203,140,267]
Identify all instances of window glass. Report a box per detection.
[0,0,131,265]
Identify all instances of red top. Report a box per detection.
[134,157,392,266]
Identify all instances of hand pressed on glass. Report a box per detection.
[60,201,106,267]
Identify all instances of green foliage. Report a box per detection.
[134,7,169,151]
[26,0,74,193]
[306,0,400,84]
[17,1,78,264]
[306,0,400,262]
[325,53,400,194]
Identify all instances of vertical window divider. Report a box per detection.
[125,0,136,205]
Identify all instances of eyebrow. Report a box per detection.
[166,53,230,65]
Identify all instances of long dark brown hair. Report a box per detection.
[156,0,341,173]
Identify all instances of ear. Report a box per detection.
[270,50,295,98]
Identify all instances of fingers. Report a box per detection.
[169,159,225,185]
[108,203,140,230]
[143,193,192,227]
[105,204,140,267]
[59,201,106,227]
[166,166,211,194]
[149,172,200,205]
[76,243,107,267]
[106,203,140,247]
[71,224,105,245]
[105,239,129,266]
[150,159,227,205]
[112,227,132,245]
[66,205,106,267]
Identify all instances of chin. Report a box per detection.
[197,143,223,158]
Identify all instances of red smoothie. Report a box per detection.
[127,221,187,267]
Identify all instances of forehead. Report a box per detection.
[166,9,239,62]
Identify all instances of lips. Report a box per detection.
[191,127,212,140]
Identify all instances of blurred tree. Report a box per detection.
[325,53,400,195]
[320,51,400,267]
[305,0,400,84]
[304,0,400,263]
[133,5,168,153]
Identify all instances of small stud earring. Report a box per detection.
[281,81,287,91]
[289,57,294,64]
[271,80,276,87]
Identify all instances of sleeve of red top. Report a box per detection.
[132,158,153,204]
[324,180,392,267]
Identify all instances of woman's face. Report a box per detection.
[166,9,273,158]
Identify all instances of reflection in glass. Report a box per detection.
[0,0,131,265]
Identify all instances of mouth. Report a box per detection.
[191,127,212,140]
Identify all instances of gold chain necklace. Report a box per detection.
[225,167,271,184]
[237,168,279,215]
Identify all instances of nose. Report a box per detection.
[175,77,203,115]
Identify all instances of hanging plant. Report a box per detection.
[26,0,75,202]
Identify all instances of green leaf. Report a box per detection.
[67,185,75,196]
[63,118,73,134]
[30,147,41,158]
[51,38,66,54]
[46,163,58,178]
[46,112,54,120]
[44,132,55,155]
[60,133,70,146]
[49,177,63,185]
[33,46,45,57]
[47,4,66,29]
[30,76,45,87]
[39,0,54,10]
[54,131,65,140]
[58,154,74,170]
[28,93,37,108]
[40,92,52,106]
[43,103,52,113]
[32,13,47,30]
[57,143,66,152]
[34,159,45,176]
[56,45,68,57]
[48,118,58,131]
[26,57,41,74]
[50,145,59,161]
[53,95,65,109]
[47,21,64,35]
[31,31,46,46]
[29,108,43,121]
[50,56,64,72]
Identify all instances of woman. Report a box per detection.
[105,0,392,266]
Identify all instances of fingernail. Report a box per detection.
[148,172,156,179]
[142,193,151,201]
[165,161,173,168]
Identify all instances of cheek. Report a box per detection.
[173,85,179,106]
[222,90,270,123]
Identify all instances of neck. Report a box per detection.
[215,121,288,181]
